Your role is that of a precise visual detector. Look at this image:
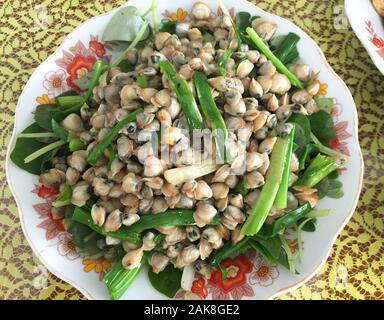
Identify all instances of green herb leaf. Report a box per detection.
[10,123,60,175]
[136,75,149,88]
[117,60,135,72]
[159,60,203,131]
[316,177,344,199]
[297,218,316,232]
[234,178,251,196]
[253,235,283,260]
[288,113,311,151]
[34,104,61,131]
[72,207,142,245]
[296,154,340,188]
[278,247,298,273]
[210,238,250,267]
[273,32,300,65]
[159,19,177,33]
[203,32,214,43]
[245,27,305,88]
[248,240,278,265]
[87,108,143,165]
[241,135,291,236]
[309,110,336,146]
[57,90,79,98]
[69,138,86,152]
[297,143,318,171]
[235,12,252,32]
[67,221,103,257]
[314,97,335,113]
[52,184,72,208]
[106,145,117,169]
[102,6,150,42]
[193,72,228,162]
[148,265,182,298]
[72,73,93,91]
[104,257,145,300]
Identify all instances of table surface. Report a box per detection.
[0,0,383,300]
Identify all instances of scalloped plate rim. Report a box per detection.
[5,0,364,300]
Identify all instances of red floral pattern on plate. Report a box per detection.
[54,36,105,92]
[32,185,111,279]
[366,20,384,58]
[32,202,53,219]
[89,35,106,58]
[31,184,59,200]
[330,104,352,157]
[207,254,254,300]
[329,121,352,156]
[33,186,65,240]
[191,277,208,298]
[36,212,65,240]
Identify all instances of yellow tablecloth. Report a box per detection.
[0,0,383,300]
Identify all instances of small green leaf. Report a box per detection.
[289,114,311,150]
[298,143,318,171]
[235,12,251,32]
[203,32,214,42]
[52,184,72,208]
[69,138,86,152]
[72,73,93,91]
[34,104,60,131]
[254,235,283,260]
[102,6,150,42]
[314,97,335,113]
[159,19,177,33]
[316,177,344,199]
[309,110,336,146]
[148,265,182,298]
[67,218,103,257]
[136,75,148,88]
[10,123,58,175]
[297,218,316,232]
[117,60,134,72]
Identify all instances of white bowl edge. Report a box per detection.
[345,0,384,75]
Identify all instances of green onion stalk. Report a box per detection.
[241,135,291,236]
[72,207,220,245]
[103,257,146,300]
[274,127,295,209]
[295,154,340,188]
[87,108,144,165]
[245,27,306,88]
[159,60,204,131]
[193,71,229,163]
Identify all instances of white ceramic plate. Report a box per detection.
[346,0,384,75]
[6,0,364,300]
